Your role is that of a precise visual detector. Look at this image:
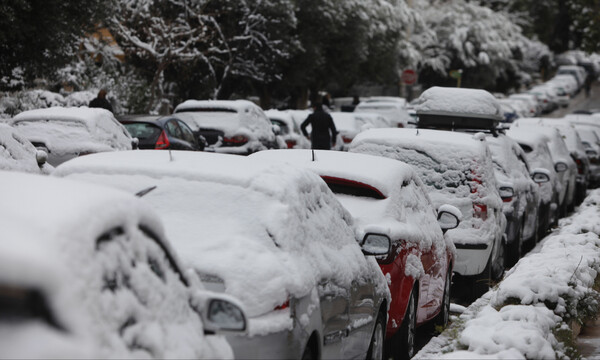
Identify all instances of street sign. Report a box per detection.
[449,69,462,79]
[401,69,417,85]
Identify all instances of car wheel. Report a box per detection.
[396,288,417,360]
[470,252,492,301]
[492,235,505,280]
[366,312,386,360]
[434,268,451,329]
[301,343,316,360]
[505,219,523,268]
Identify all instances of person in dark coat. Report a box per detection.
[89,89,113,112]
[301,103,337,150]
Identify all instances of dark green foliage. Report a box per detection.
[0,0,114,89]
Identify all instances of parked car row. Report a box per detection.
[2,84,599,359]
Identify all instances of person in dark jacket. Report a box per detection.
[301,103,337,150]
[89,89,113,112]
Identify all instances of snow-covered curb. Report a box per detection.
[415,190,600,359]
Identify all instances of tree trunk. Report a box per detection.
[146,60,169,113]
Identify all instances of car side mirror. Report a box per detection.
[131,137,139,150]
[192,292,247,335]
[35,150,48,167]
[554,162,568,172]
[586,149,598,158]
[531,168,550,183]
[437,204,461,234]
[361,234,391,257]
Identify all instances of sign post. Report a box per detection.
[449,69,463,88]
[401,69,417,100]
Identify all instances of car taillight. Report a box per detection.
[342,135,354,144]
[155,130,170,149]
[397,123,404,128]
[544,99,548,103]
[275,298,289,311]
[223,135,248,146]
[285,140,296,149]
[576,158,584,175]
[473,203,488,221]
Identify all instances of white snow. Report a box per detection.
[416,189,600,359]
[0,171,232,359]
[53,151,389,330]
[0,124,49,174]
[413,87,502,119]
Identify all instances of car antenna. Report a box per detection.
[169,149,173,162]
[135,186,157,197]
[312,149,315,161]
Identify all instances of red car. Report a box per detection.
[250,149,460,359]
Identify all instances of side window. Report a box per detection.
[165,120,184,140]
[177,120,196,144]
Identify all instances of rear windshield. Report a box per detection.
[175,107,237,113]
[123,123,161,140]
[321,176,385,199]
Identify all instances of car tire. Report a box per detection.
[470,252,492,301]
[395,288,417,360]
[492,235,505,280]
[301,342,316,360]
[434,268,451,329]
[367,312,386,360]
[505,219,523,268]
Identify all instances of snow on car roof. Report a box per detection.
[351,128,488,153]
[174,99,256,113]
[413,86,502,119]
[54,150,387,319]
[505,126,551,147]
[250,149,414,198]
[10,106,114,126]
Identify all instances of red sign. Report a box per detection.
[401,69,417,85]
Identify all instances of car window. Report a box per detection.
[165,120,184,140]
[123,123,161,140]
[270,119,290,135]
[177,120,196,144]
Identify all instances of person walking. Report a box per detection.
[585,75,593,98]
[89,89,113,112]
[301,103,337,150]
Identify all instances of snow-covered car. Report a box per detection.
[264,109,310,149]
[508,94,540,117]
[349,128,506,300]
[330,112,390,150]
[506,128,561,234]
[0,171,243,359]
[497,99,520,126]
[0,124,52,174]
[6,107,134,166]
[362,96,407,107]
[511,121,577,216]
[354,101,412,128]
[566,115,600,187]
[550,74,579,97]
[544,80,571,107]
[173,100,281,154]
[527,85,559,114]
[556,65,587,89]
[250,149,459,359]
[54,150,390,360]
[519,118,591,203]
[117,114,204,151]
[486,135,543,266]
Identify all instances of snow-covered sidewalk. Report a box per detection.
[415,190,600,359]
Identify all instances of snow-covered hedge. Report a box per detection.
[416,190,600,359]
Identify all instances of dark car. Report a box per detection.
[118,115,205,151]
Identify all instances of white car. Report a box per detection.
[354,101,412,128]
[6,107,134,166]
[0,171,243,359]
[264,109,310,149]
[557,65,587,89]
[54,150,390,360]
[0,124,52,174]
[349,128,507,300]
[330,112,390,150]
[174,100,281,154]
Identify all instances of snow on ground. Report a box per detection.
[415,190,600,359]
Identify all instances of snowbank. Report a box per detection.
[415,189,600,359]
